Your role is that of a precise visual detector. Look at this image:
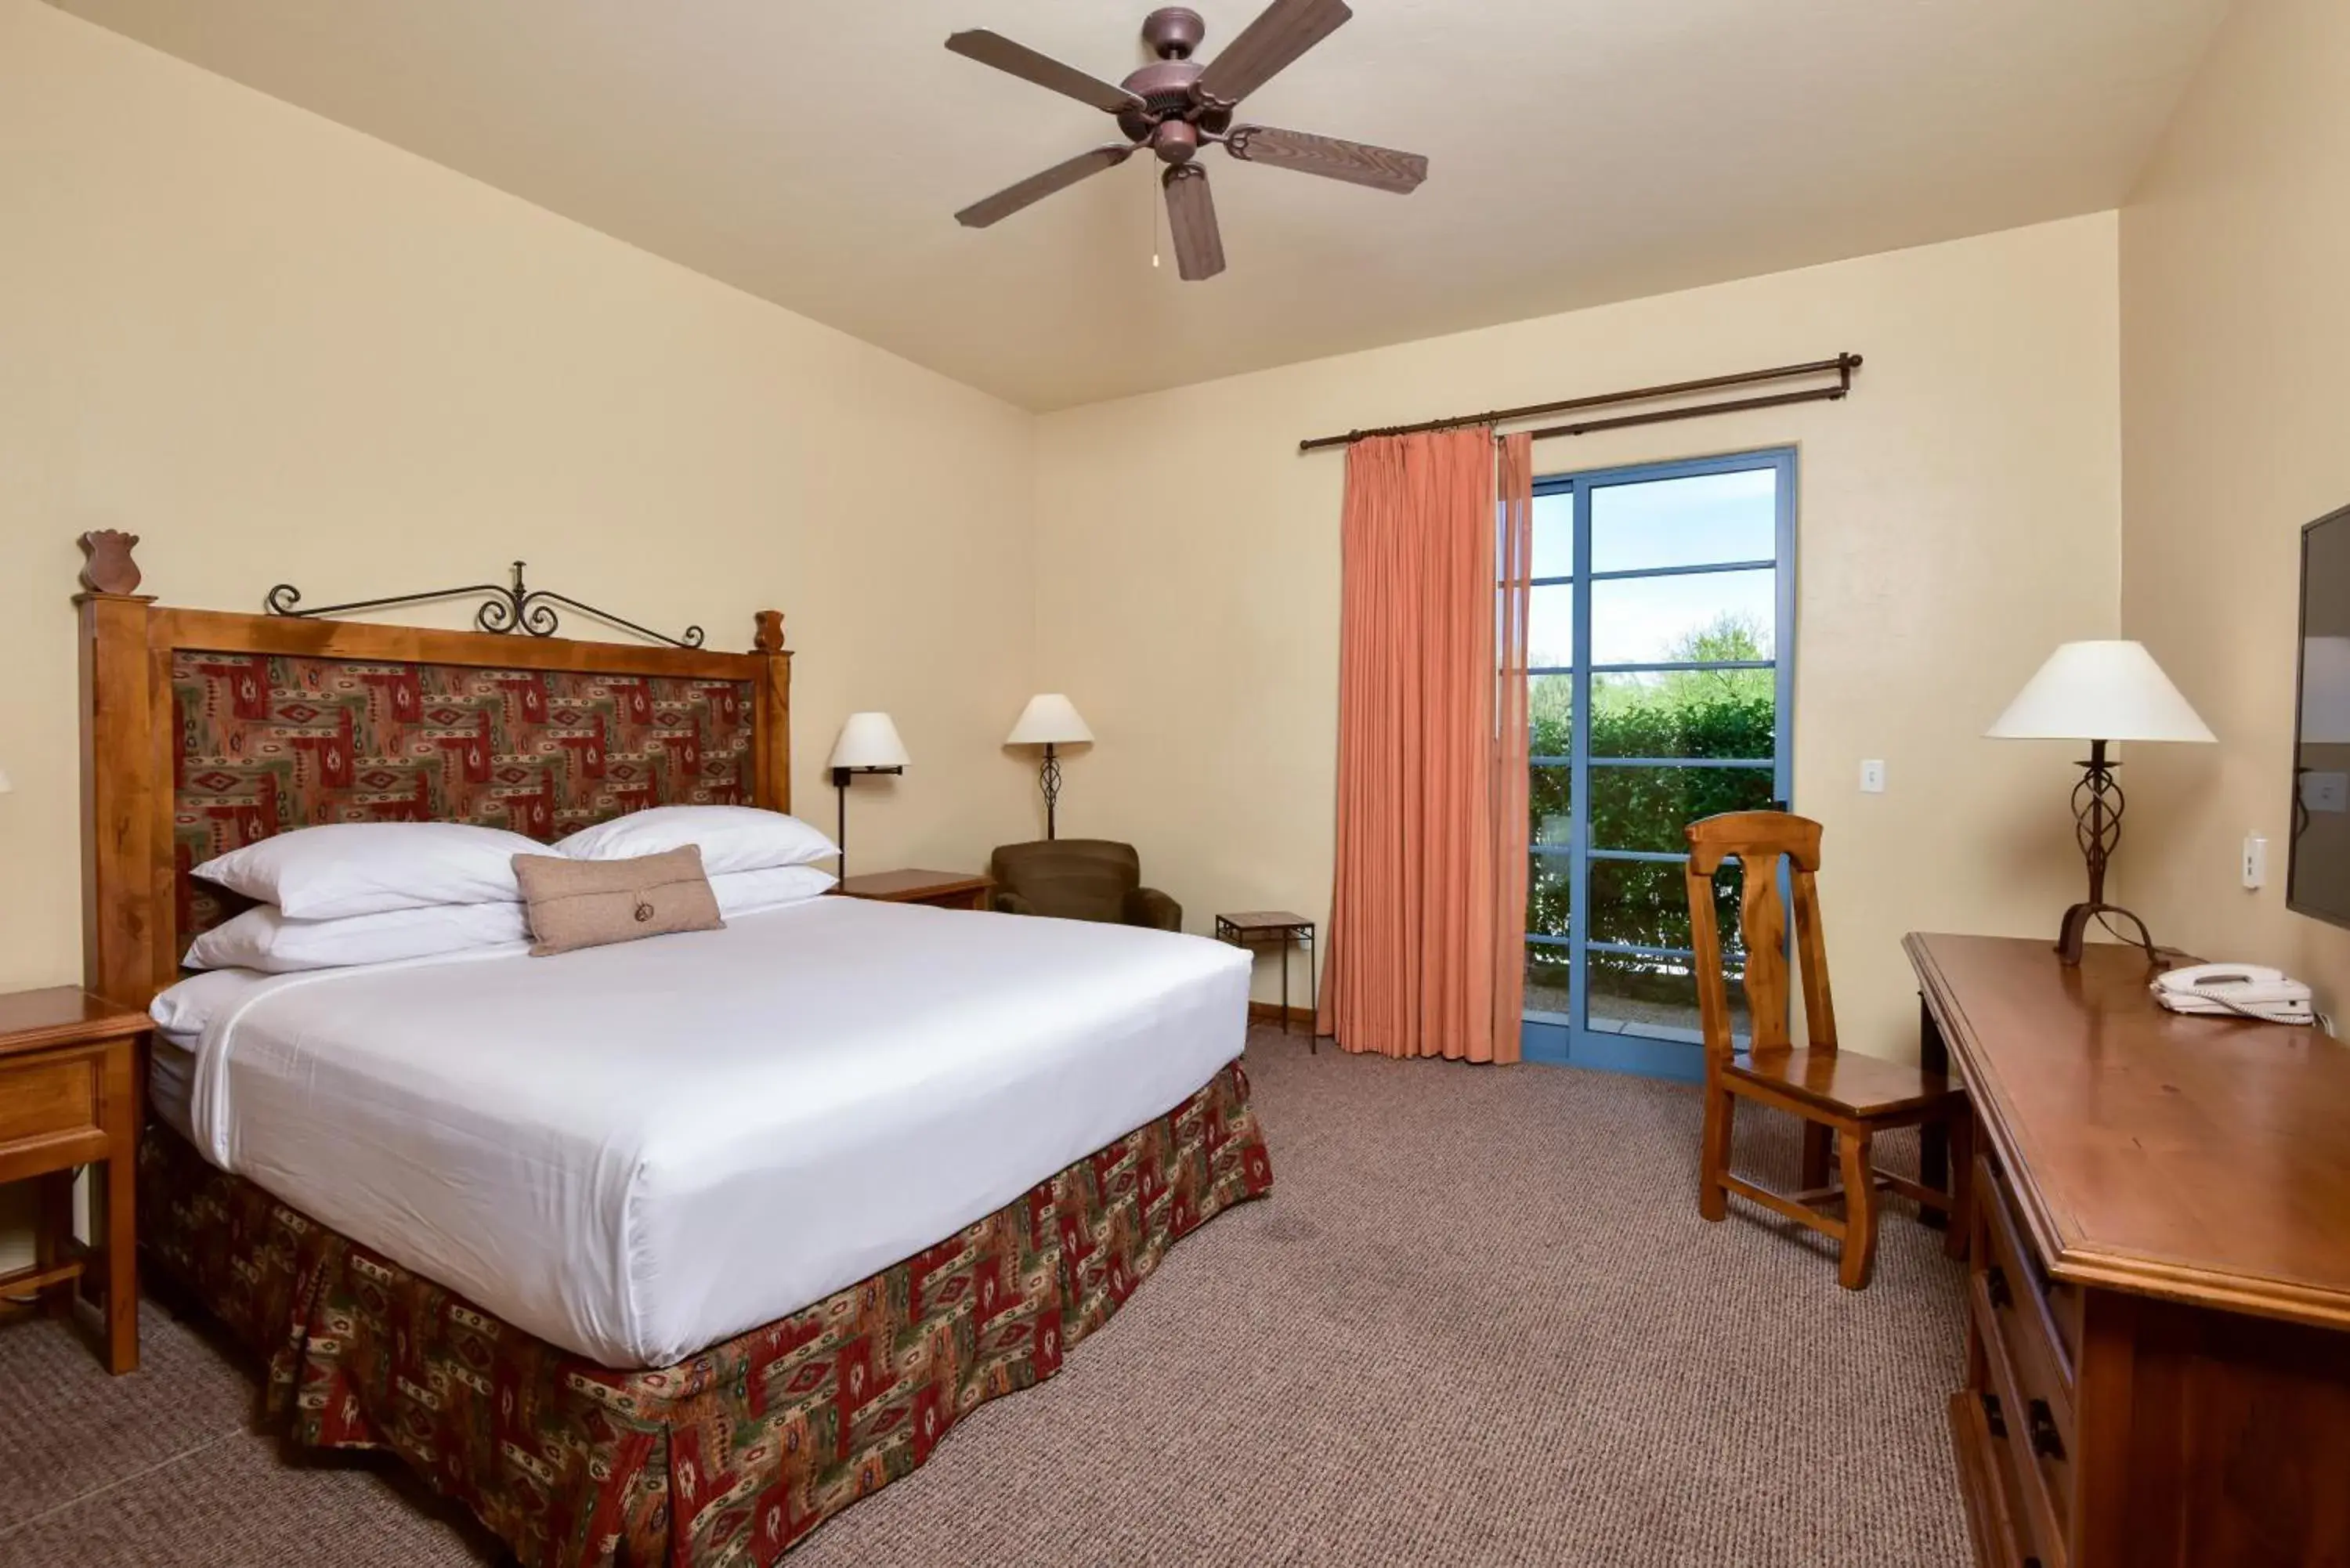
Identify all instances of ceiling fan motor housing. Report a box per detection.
[1121,9,1231,142]
[1119,60,1227,139]
[1141,7,1206,60]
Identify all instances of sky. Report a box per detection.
[1529,467,1780,672]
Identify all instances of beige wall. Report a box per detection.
[2116,0,2350,1005]
[2,0,2146,1086]
[1036,215,2126,1059]
[0,0,1043,1000]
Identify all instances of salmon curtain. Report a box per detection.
[1318,428,1535,1062]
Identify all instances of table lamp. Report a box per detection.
[827,713,907,878]
[1006,695,1093,840]
[1987,640,2214,965]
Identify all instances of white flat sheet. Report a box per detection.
[150,897,1250,1367]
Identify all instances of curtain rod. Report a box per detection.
[1296,352,1863,453]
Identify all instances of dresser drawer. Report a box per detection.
[1976,1151,2079,1407]
[1970,1151,2084,1566]
[0,1051,99,1147]
[0,1042,118,1184]
[1950,1386,2054,1568]
[1971,1266,2073,1566]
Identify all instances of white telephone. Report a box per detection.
[2151,963,2316,1026]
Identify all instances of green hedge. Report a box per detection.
[1528,689,1774,965]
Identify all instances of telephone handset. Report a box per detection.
[2151,963,2316,1026]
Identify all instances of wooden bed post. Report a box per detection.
[75,531,164,1008]
[754,609,793,815]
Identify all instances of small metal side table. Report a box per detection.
[1213,912,1318,1052]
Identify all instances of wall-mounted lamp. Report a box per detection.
[827,713,907,878]
[1006,694,1093,840]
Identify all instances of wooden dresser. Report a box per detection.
[1909,933,2350,1568]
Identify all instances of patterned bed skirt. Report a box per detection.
[140,1060,1273,1566]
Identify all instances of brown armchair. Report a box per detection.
[988,840,1181,931]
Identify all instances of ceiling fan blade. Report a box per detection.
[945,30,1145,115]
[956,143,1138,229]
[1193,0,1354,109]
[1227,125,1428,194]
[1162,165,1227,282]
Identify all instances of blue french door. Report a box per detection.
[1520,449,1796,1080]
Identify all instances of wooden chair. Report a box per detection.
[1683,811,1969,1289]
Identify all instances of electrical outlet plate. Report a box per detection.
[2243,833,2268,891]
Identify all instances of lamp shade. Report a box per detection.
[1007,694,1093,746]
[1987,641,2215,744]
[828,712,909,771]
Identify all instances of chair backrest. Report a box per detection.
[989,838,1142,923]
[1682,811,1838,1060]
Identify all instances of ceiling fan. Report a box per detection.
[945,2,1428,281]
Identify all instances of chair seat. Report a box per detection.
[1726,1047,1956,1121]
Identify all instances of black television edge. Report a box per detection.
[2290,502,2350,931]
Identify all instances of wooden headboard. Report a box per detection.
[74,535,792,1009]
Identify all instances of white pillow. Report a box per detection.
[711,864,837,918]
[193,822,548,919]
[554,806,837,875]
[184,901,532,974]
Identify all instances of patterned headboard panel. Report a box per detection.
[172,650,755,944]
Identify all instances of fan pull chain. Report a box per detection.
[1151,164,1162,269]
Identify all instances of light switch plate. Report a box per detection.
[2244,833,2269,891]
[1860,759,1886,794]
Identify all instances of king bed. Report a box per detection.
[73,539,1274,1566]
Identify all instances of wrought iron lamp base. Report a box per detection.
[2055,900,2159,968]
[1039,743,1063,841]
[2055,740,2163,969]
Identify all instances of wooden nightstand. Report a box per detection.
[833,869,994,911]
[0,988,146,1374]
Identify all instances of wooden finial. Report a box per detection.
[78,530,143,596]
[754,609,786,654]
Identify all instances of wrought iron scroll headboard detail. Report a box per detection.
[265,560,707,649]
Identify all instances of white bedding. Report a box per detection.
[151,896,1250,1368]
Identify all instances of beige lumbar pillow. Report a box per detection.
[512,846,724,956]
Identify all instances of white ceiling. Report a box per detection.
[52,0,2229,410]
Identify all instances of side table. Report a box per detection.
[832,869,994,911]
[0,986,147,1374]
[1214,912,1319,1052]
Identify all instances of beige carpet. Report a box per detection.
[0,1027,1969,1566]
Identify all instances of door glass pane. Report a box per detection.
[1528,854,1573,940]
[1525,942,1573,1018]
[1530,584,1575,670]
[1530,768,1573,846]
[1588,858,1748,953]
[1589,670,1777,759]
[1590,468,1777,574]
[1531,674,1573,760]
[1590,571,1775,667]
[1588,952,1751,1042]
[1527,850,1573,1019]
[1531,490,1574,580]
[1588,764,1777,853]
